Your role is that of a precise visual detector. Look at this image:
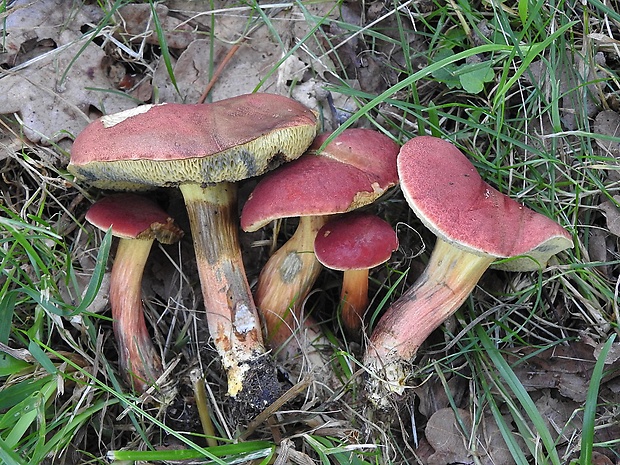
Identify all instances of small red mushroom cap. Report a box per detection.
[314,213,398,270]
[85,194,183,244]
[241,128,399,232]
[397,136,573,270]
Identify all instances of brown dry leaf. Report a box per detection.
[593,110,620,157]
[481,414,522,465]
[152,8,306,103]
[593,110,620,181]
[0,0,137,143]
[534,390,581,443]
[413,372,468,418]
[424,408,516,465]
[598,196,620,238]
[425,408,472,465]
[505,341,620,403]
[587,228,611,276]
[0,0,103,66]
[152,39,211,103]
[116,4,199,50]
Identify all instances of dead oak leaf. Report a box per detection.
[425,408,473,465]
[116,4,198,50]
[593,110,620,181]
[152,9,306,104]
[425,408,516,465]
[0,1,136,143]
[0,37,137,144]
[593,110,620,157]
[598,195,620,238]
[505,341,620,403]
[0,0,103,66]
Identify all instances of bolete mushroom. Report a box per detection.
[69,93,318,410]
[364,136,573,408]
[86,193,183,393]
[241,128,399,353]
[314,212,398,340]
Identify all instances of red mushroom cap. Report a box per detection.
[314,213,398,270]
[397,136,573,270]
[85,194,183,244]
[69,93,318,190]
[241,128,400,232]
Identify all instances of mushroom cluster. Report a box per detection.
[70,93,318,411]
[69,92,572,419]
[240,128,399,355]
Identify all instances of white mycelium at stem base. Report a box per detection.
[180,182,281,403]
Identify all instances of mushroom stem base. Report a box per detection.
[180,182,281,411]
[364,238,494,409]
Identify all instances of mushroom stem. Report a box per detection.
[255,215,328,351]
[110,237,162,393]
[340,268,370,338]
[364,238,494,407]
[179,182,280,409]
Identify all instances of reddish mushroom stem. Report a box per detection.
[255,215,328,350]
[109,237,163,393]
[364,238,494,407]
[180,182,281,407]
[339,268,370,335]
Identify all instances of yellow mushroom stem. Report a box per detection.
[109,237,162,393]
[340,268,370,339]
[255,215,328,355]
[364,238,494,408]
[179,182,280,409]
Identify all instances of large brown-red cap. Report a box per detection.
[86,194,183,244]
[397,136,573,271]
[241,128,400,232]
[314,213,398,270]
[69,93,318,190]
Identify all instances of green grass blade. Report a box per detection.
[107,441,274,462]
[579,334,617,464]
[477,327,562,465]
[71,229,112,315]
[27,340,57,375]
[149,1,181,98]
[0,436,26,465]
[477,358,531,465]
